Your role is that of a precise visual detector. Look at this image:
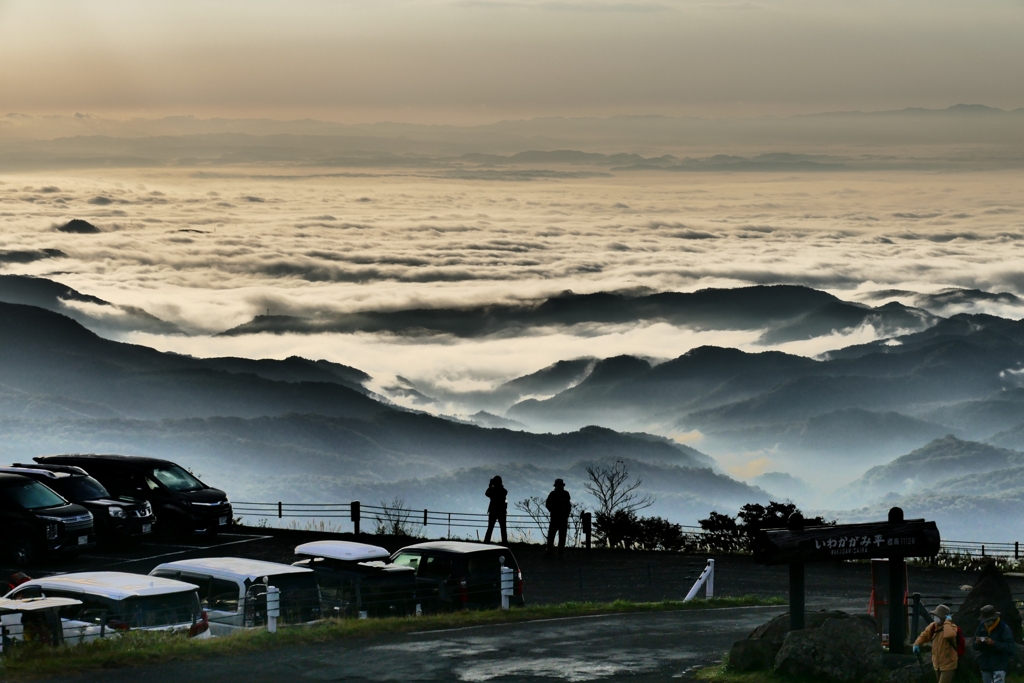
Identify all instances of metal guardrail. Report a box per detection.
[233,500,1022,556]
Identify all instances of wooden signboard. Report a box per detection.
[753,519,940,565]
[752,508,940,655]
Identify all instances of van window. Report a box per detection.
[121,591,200,628]
[9,585,43,599]
[208,579,240,611]
[392,552,421,570]
[468,553,503,576]
[418,556,453,579]
[150,466,203,492]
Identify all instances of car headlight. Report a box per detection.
[108,506,127,519]
[144,502,153,516]
[46,523,58,540]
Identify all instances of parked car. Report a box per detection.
[0,596,106,651]
[390,541,524,611]
[293,541,418,618]
[3,571,209,637]
[35,454,231,539]
[149,558,320,635]
[0,472,95,566]
[0,464,156,546]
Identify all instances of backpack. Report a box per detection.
[955,626,966,657]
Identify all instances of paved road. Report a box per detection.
[45,604,863,683]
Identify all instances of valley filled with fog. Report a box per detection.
[2,110,1024,541]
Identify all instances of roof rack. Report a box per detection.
[12,462,88,476]
[0,466,64,479]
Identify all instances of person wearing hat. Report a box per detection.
[974,604,1014,683]
[545,479,572,556]
[484,475,508,544]
[913,604,959,683]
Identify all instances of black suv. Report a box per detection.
[0,472,96,566]
[36,455,231,540]
[0,464,156,546]
[390,541,524,611]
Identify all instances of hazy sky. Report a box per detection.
[2,0,1023,123]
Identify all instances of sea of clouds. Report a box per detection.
[2,167,1023,407]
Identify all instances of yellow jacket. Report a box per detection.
[915,620,959,671]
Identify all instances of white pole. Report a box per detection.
[267,585,280,633]
[705,559,715,598]
[684,560,714,602]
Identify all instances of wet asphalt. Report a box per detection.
[41,603,861,683]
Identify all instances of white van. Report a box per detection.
[0,596,109,651]
[149,558,320,636]
[3,572,209,638]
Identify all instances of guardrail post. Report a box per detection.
[447,512,451,539]
[582,512,592,550]
[351,501,360,536]
[706,559,715,598]
[277,501,282,519]
[1016,542,1019,560]
[267,585,280,634]
[982,545,986,558]
[424,509,428,527]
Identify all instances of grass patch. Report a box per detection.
[1,596,783,680]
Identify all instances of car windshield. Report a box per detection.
[149,466,204,492]
[2,479,67,510]
[391,552,422,570]
[53,476,110,501]
[121,591,201,628]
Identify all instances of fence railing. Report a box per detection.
[233,500,1021,557]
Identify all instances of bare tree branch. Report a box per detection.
[583,460,654,516]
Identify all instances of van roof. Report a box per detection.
[0,597,83,613]
[396,541,509,554]
[294,541,390,563]
[152,557,313,583]
[35,454,176,469]
[20,572,198,600]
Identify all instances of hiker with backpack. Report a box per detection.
[913,604,962,683]
[974,604,1015,683]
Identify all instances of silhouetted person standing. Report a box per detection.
[546,478,571,556]
[484,476,508,544]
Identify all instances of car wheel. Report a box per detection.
[10,533,37,567]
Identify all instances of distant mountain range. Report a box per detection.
[0,298,764,520]
[219,285,937,343]
[836,436,1024,542]
[4,275,1024,528]
[2,105,1024,171]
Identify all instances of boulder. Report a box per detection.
[774,616,885,683]
[749,610,873,648]
[887,663,930,683]
[729,610,878,673]
[953,562,1022,642]
[728,638,778,672]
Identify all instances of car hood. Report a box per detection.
[182,488,228,504]
[36,502,92,519]
[80,497,149,510]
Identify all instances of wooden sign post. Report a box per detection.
[753,507,940,654]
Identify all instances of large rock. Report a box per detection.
[774,616,885,683]
[887,663,930,683]
[729,610,877,673]
[953,562,1022,642]
[728,638,778,672]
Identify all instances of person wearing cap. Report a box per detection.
[545,479,571,556]
[974,604,1014,683]
[484,475,508,544]
[913,604,959,683]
